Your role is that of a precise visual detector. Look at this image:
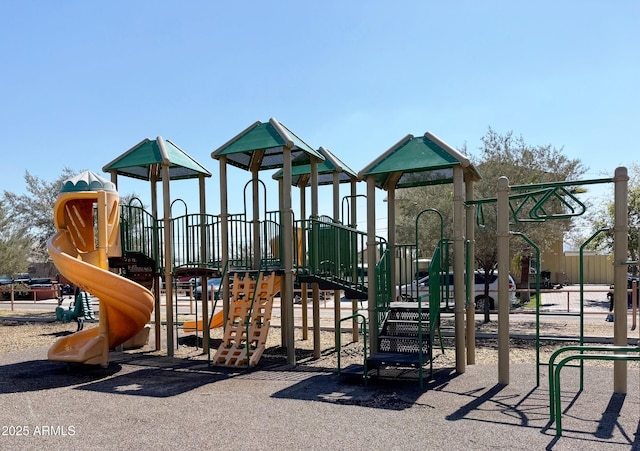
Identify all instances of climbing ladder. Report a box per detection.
[212,271,280,367]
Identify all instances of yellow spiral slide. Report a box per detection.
[47,172,154,366]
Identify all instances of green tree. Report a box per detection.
[2,168,78,263]
[395,128,586,321]
[588,163,640,271]
[0,201,32,276]
[3,168,144,266]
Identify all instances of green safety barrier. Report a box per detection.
[548,345,640,436]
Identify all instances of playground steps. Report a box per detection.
[367,304,435,371]
[211,271,277,368]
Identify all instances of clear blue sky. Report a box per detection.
[1,1,638,236]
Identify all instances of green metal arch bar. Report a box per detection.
[551,350,640,436]
[341,194,367,227]
[414,209,448,311]
[126,196,145,208]
[414,208,445,282]
[528,186,586,221]
[170,198,188,216]
[337,313,368,385]
[548,344,640,424]
[242,178,268,218]
[467,176,613,224]
[415,208,444,247]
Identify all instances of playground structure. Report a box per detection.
[47,172,154,366]
[45,119,638,401]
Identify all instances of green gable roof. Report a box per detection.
[358,132,481,189]
[103,137,212,181]
[272,146,358,186]
[211,118,324,171]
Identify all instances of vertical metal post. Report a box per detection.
[366,176,378,353]
[333,171,341,349]
[159,143,174,357]
[465,178,476,365]
[387,185,396,299]
[198,175,209,354]
[311,161,320,358]
[300,183,308,340]
[453,166,465,374]
[282,146,295,365]
[219,156,229,332]
[497,176,510,384]
[613,166,628,393]
[351,181,359,343]
[148,170,161,351]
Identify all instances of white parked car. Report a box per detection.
[396,271,517,310]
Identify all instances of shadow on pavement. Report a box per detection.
[0,359,121,394]
[270,366,462,410]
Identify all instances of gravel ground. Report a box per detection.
[2,308,638,371]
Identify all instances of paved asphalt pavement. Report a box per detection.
[2,285,640,449]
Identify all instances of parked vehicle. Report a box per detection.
[606,276,638,311]
[0,275,12,300]
[194,277,222,300]
[14,273,31,284]
[396,270,517,310]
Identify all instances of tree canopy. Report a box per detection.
[395,128,587,295]
[0,201,32,276]
[2,168,78,264]
[588,163,640,268]
[1,168,142,271]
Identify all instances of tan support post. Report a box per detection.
[219,156,230,333]
[300,182,308,340]
[150,169,161,351]
[497,176,510,384]
[465,177,476,365]
[453,166,466,374]
[613,166,628,393]
[282,146,295,365]
[351,180,359,343]
[158,139,174,357]
[311,161,320,359]
[333,171,341,349]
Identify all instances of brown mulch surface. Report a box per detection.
[1,309,637,370]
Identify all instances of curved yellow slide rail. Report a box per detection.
[47,230,154,364]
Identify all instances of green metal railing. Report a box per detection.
[548,345,640,436]
[171,212,223,270]
[375,245,391,331]
[120,201,162,271]
[419,244,443,386]
[295,216,382,297]
[337,313,368,385]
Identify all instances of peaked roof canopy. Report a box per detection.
[211,118,324,171]
[103,137,212,181]
[358,132,481,190]
[272,146,358,186]
[60,170,117,193]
